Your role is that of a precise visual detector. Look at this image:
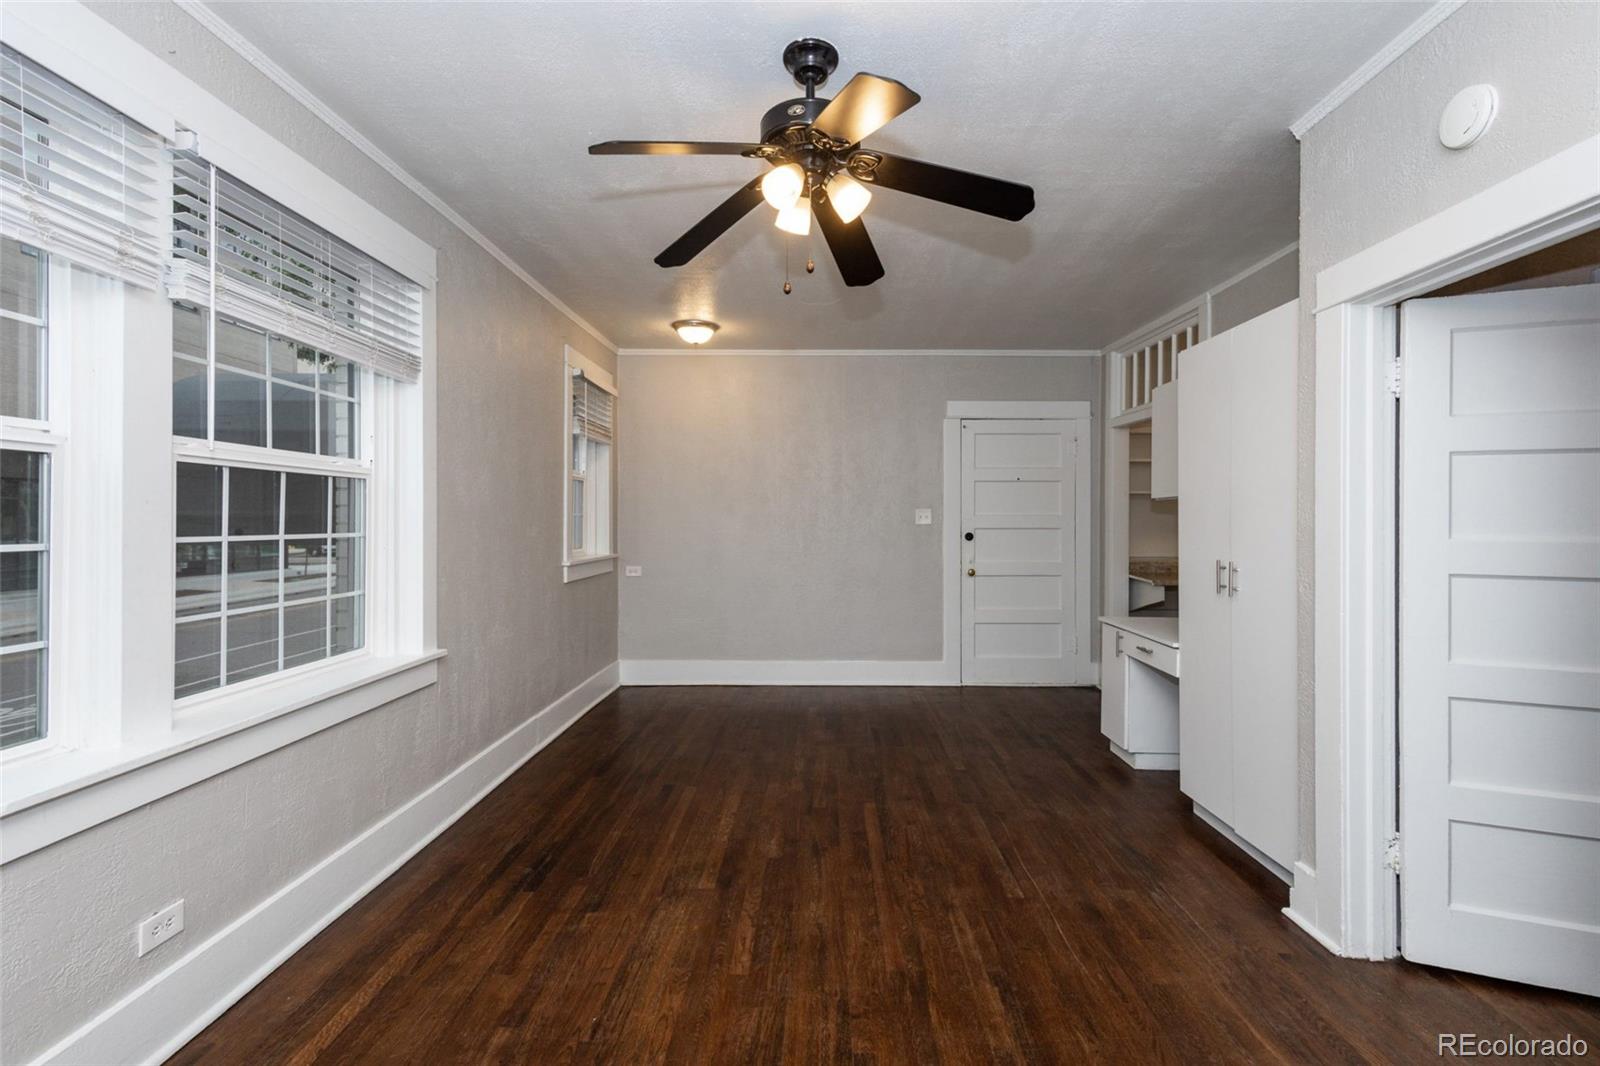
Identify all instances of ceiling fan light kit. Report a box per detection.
[774,199,813,236]
[589,38,1035,288]
[761,163,806,210]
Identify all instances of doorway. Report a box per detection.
[1395,277,1599,995]
[943,402,1092,686]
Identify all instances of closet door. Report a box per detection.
[1177,332,1233,820]
[1224,300,1300,868]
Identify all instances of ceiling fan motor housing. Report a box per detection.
[760,96,829,145]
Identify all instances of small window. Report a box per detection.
[564,351,615,577]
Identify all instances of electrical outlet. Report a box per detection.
[624,565,643,577]
[137,900,184,957]
[914,508,933,526]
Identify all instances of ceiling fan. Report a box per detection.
[588,38,1035,288]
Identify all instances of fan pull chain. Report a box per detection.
[783,238,792,295]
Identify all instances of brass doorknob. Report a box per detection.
[967,568,976,577]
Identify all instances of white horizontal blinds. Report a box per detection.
[167,151,424,383]
[572,373,613,444]
[0,46,165,288]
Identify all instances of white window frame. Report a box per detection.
[562,345,616,582]
[0,5,443,865]
[169,305,377,708]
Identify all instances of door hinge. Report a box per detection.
[1383,832,1401,874]
[1385,357,1402,398]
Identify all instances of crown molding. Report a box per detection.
[1289,1,1466,141]
[1211,240,1298,296]
[171,0,618,353]
[616,348,1103,358]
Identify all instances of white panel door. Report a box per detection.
[1400,282,1600,995]
[961,419,1083,684]
[1178,333,1234,820]
[1224,300,1300,868]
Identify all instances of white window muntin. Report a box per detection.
[172,457,368,703]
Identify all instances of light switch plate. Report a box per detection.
[624,565,643,577]
[914,508,932,525]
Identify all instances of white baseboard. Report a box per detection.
[619,659,958,686]
[1191,801,1294,886]
[1283,861,1346,956]
[32,661,620,1066]
[1108,741,1179,771]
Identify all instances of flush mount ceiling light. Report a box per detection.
[671,319,720,345]
[589,37,1035,288]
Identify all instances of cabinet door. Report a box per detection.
[1177,332,1233,819]
[1224,300,1299,868]
[1099,623,1128,746]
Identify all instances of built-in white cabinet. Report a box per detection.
[1150,382,1178,500]
[1100,617,1179,770]
[1177,300,1298,872]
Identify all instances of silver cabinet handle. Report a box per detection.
[1114,631,1124,657]
[1135,644,1154,654]
[1228,562,1240,597]
[1215,559,1227,594]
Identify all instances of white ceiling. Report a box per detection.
[206,1,1427,350]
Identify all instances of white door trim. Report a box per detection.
[942,403,1094,686]
[1296,133,1600,959]
[945,400,1091,420]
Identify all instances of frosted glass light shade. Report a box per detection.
[760,164,805,210]
[774,200,812,236]
[671,319,719,345]
[826,172,872,224]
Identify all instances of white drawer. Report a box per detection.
[1113,628,1179,678]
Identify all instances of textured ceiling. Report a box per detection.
[206,1,1428,349]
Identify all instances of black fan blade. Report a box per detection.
[589,140,768,157]
[811,73,920,146]
[814,189,885,287]
[866,153,1035,221]
[654,177,765,268]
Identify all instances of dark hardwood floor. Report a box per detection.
[172,687,1599,1064]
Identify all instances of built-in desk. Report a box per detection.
[1099,616,1180,770]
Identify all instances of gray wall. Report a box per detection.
[1211,249,1299,335]
[1295,0,1600,863]
[618,353,1100,662]
[0,5,618,1062]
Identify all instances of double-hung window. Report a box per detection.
[0,20,438,858]
[166,154,420,699]
[563,347,616,581]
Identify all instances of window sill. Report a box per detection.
[564,554,616,582]
[0,650,445,864]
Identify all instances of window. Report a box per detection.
[1,239,50,751]
[0,25,439,858]
[1,238,45,420]
[1,449,47,747]
[564,348,615,579]
[174,464,365,698]
[172,304,363,457]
